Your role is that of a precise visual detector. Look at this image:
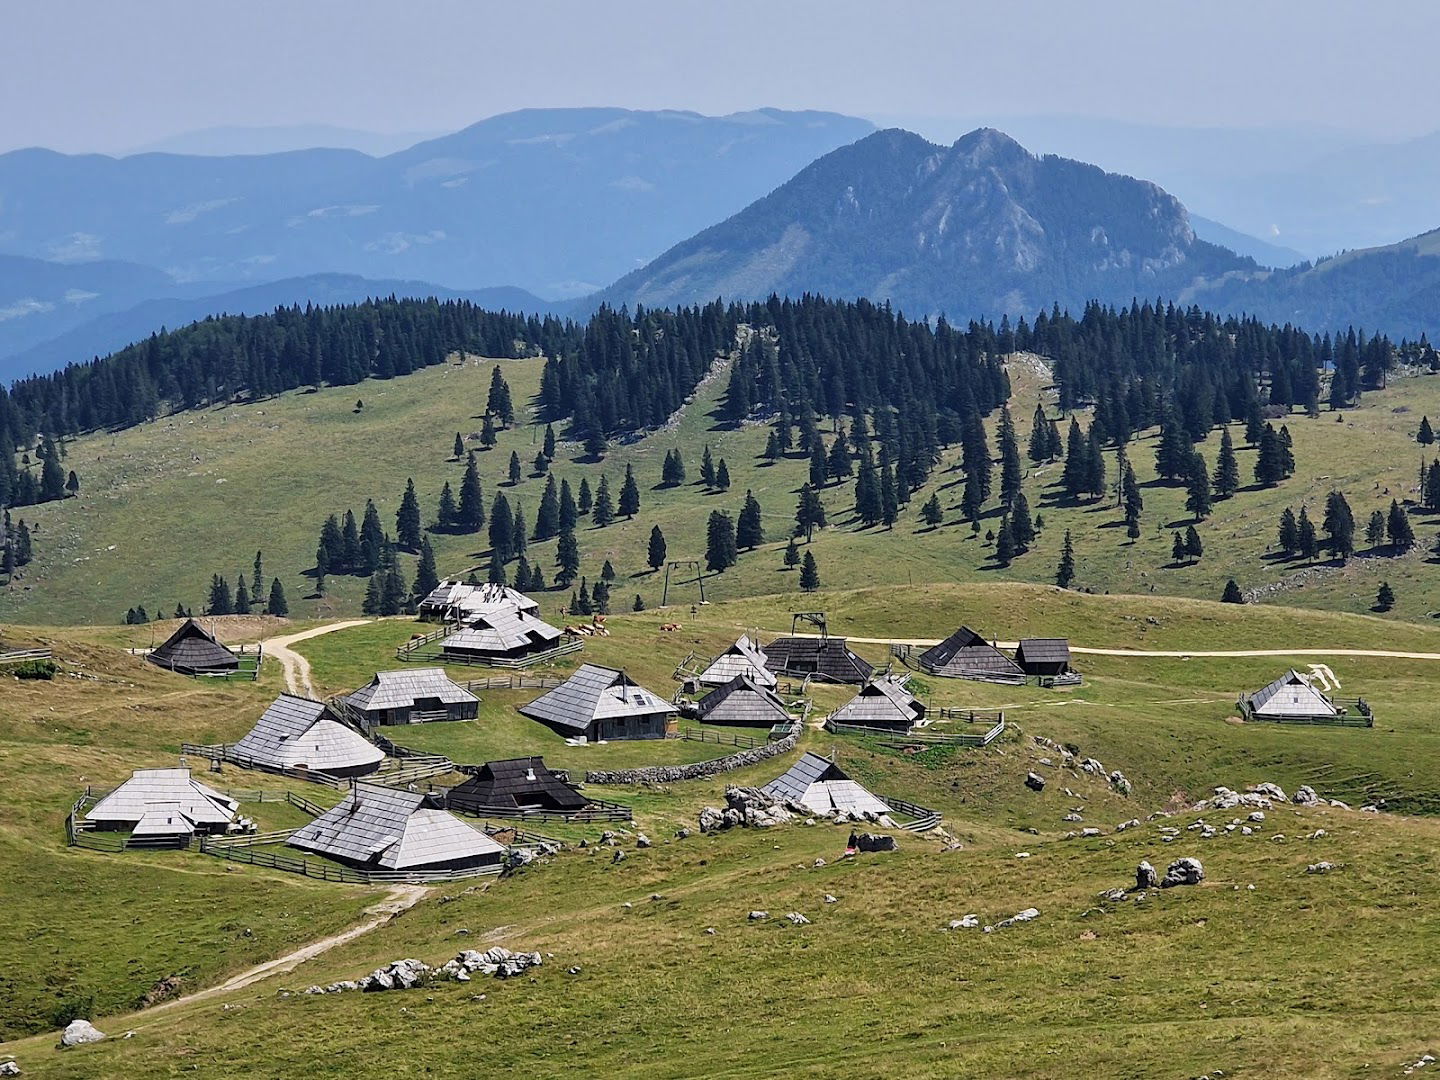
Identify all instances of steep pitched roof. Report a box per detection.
[830,675,925,729]
[131,805,199,837]
[763,637,874,682]
[762,752,890,816]
[695,673,792,725]
[518,664,676,734]
[86,768,239,828]
[1248,670,1338,717]
[1016,638,1070,665]
[420,580,540,618]
[699,635,776,687]
[233,694,385,773]
[918,626,1023,677]
[345,669,478,712]
[147,619,239,673]
[440,607,563,655]
[288,783,503,869]
[448,757,588,811]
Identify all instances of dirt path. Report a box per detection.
[142,884,429,1019]
[262,619,371,695]
[766,631,1440,662]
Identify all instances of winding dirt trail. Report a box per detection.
[261,619,371,695]
[766,631,1440,662]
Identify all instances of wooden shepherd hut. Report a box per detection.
[288,783,504,873]
[1014,638,1072,677]
[343,669,479,727]
[1239,670,1341,722]
[518,664,676,741]
[694,673,792,727]
[762,752,892,817]
[146,618,240,676]
[439,607,565,664]
[917,626,1023,681]
[446,757,589,815]
[698,635,776,688]
[763,637,874,683]
[84,768,241,836]
[232,694,385,778]
[829,675,925,732]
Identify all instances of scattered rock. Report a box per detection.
[1292,785,1320,806]
[674,827,692,840]
[0,1060,19,1076]
[704,927,716,935]
[636,834,651,848]
[611,849,626,864]
[1109,770,1133,796]
[748,911,769,921]
[1307,829,1327,840]
[1025,771,1046,792]
[566,967,582,975]
[1014,852,1031,859]
[855,833,898,853]
[1115,818,1141,832]
[1248,811,1266,822]
[649,893,664,902]
[1329,799,1352,811]
[1078,758,1106,777]
[1099,888,1128,903]
[986,907,1040,932]
[1252,782,1287,802]
[1063,812,1084,822]
[813,858,826,868]
[58,1020,105,1048]
[1160,858,1204,887]
[786,912,811,925]
[1080,827,1102,838]
[946,914,981,930]
[1306,861,1336,875]
[823,894,838,904]
[1136,861,1159,889]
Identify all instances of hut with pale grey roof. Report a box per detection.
[695,673,792,727]
[418,580,540,622]
[344,668,478,727]
[829,675,925,732]
[232,694,384,778]
[84,768,241,836]
[439,606,565,664]
[1238,670,1357,724]
[518,664,675,741]
[698,635,776,688]
[762,752,892,817]
[288,783,504,873]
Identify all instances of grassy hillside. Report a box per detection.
[4,586,1440,1076]
[8,348,1440,629]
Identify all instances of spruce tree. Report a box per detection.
[828,431,853,479]
[397,479,422,551]
[1056,530,1075,588]
[362,574,382,615]
[481,413,498,449]
[360,500,385,574]
[1254,425,1285,487]
[633,594,646,612]
[508,451,522,487]
[737,490,764,550]
[556,526,580,586]
[1185,525,1204,562]
[1419,416,1435,445]
[559,479,577,531]
[1027,403,1051,463]
[578,477,593,515]
[575,578,592,615]
[1061,419,1089,502]
[543,424,556,460]
[619,465,641,518]
[998,406,1023,506]
[1387,499,1415,549]
[810,439,829,489]
[488,551,508,585]
[994,517,1015,566]
[1185,451,1212,521]
[489,492,513,560]
[920,493,943,527]
[795,483,827,541]
[1298,507,1318,561]
[880,466,898,528]
[413,537,440,598]
[584,427,608,461]
[341,510,361,572]
[716,459,731,492]
[66,470,79,496]
[436,482,458,531]
[510,501,527,559]
[647,525,667,570]
[1212,427,1240,500]
[1366,509,1387,547]
[453,432,465,459]
[458,453,485,532]
[705,511,737,572]
[534,476,559,540]
[593,476,615,527]
[1221,579,1244,604]
[1010,491,1035,550]
[208,574,232,615]
[1376,581,1396,611]
[1171,531,1187,565]
[234,576,251,615]
[486,365,515,426]
[701,445,716,489]
[855,462,881,524]
[267,578,289,616]
[1323,490,1355,560]
[1278,507,1299,554]
[784,537,801,569]
[601,558,616,583]
[799,551,820,592]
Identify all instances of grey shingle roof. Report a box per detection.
[1015,638,1070,666]
[699,635,776,687]
[287,783,504,869]
[695,673,792,726]
[763,637,874,682]
[831,676,925,729]
[147,619,239,674]
[440,607,563,657]
[85,768,239,828]
[919,626,1023,676]
[1248,670,1337,717]
[448,757,588,812]
[419,580,540,619]
[518,664,675,734]
[345,669,478,713]
[761,752,890,815]
[233,694,385,773]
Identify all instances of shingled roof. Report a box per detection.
[85,768,239,830]
[694,673,792,727]
[1247,670,1338,718]
[419,580,540,619]
[830,675,925,730]
[699,635,776,688]
[517,664,676,735]
[147,619,239,675]
[288,783,504,870]
[447,757,588,812]
[232,694,385,775]
[1015,638,1071,671]
[345,669,478,713]
[762,752,891,816]
[763,637,874,683]
[440,607,563,657]
[918,626,1023,678]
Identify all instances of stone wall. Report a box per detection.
[584,730,800,785]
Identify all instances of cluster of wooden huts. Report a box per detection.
[908,626,1077,685]
[418,580,569,665]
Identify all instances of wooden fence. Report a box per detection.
[445,798,633,824]
[461,674,566,693]
[1236,694,1375,728]
[396,632,583,669]
[670,726,765,751]
[0,647,53,665]
[876,793,944,832]
[824,715,1006,747]
[197,829,510,884]
[180,743,348,787]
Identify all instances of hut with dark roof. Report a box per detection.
[698,636,776,688]
[762,752,892,817]
[763,637,874,683]
[694,673,792,727]
[917,626,1023,681]
[288,783,504,873]
[343,669,478,726]
[147,619,240,676]
[518,664,676,741]
[829,675,925,732]
[446,757,588,815]
[232,694,384,778]
[1014,638,1072,677]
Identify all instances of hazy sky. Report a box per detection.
[4,0,1437,153]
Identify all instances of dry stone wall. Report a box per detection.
[584,730,800,785]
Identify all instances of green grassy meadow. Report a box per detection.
[8,349,1440,631]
